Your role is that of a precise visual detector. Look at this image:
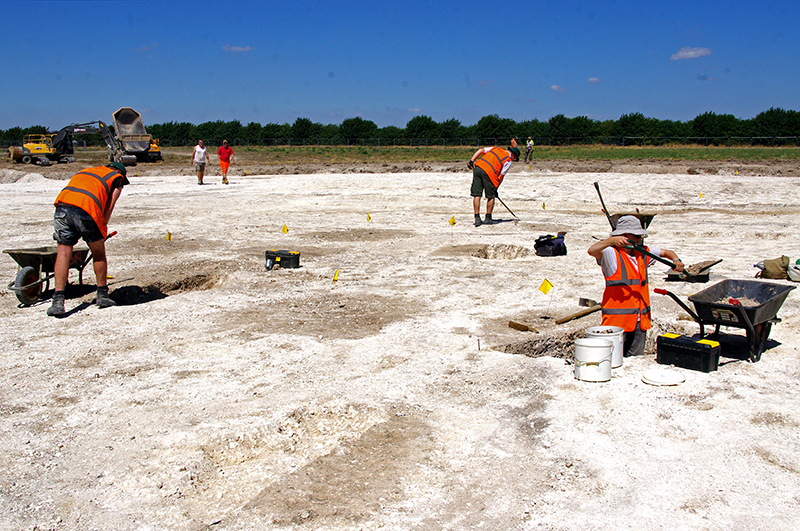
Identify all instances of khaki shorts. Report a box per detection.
[194,162,206,173]
[470,167,498,199]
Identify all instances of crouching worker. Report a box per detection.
[47,162,129,317]
[587,215,684,356]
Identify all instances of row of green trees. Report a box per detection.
[2,108,799,146]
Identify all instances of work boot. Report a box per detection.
[474,214,483,227]
[222,177,229,185]
[96,286,117,308]
[484,213,496,225]
[47,291,66,317]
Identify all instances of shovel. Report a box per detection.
[555,297,602,325]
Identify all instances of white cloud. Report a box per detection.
[550,84,566,92]
[670,47,712,60]
[222,45,254,52]
[408,108,421,112]
[131,43,157,52]
[588,77,601,84]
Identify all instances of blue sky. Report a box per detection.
[2,0,798,131]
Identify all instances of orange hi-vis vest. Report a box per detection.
[474,147,512,188]
[55,166,125,238]
[601,247,652,332]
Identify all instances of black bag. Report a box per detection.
[534,234,567,256]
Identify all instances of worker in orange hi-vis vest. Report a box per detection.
[467,142,520,226]
[47,162,129,317]
[587,215,684,357]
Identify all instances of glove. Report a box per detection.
[467,160,474,170]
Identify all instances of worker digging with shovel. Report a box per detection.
[587,215,684,357]
[468,141,520,226]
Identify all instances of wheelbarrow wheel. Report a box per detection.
[14,266,41,306]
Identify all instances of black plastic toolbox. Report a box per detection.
[265,249,300,269]
[657,333,720,372]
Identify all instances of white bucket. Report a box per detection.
[586,325,625,368]
[574,338,613,382]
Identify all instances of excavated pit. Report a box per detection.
[471,244,533,260]
[500,328,583,361]
[110,272,222,306]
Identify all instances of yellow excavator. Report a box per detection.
[8,108,163,166]
[7,122,103,166]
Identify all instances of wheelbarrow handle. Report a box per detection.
[653,288,701,323]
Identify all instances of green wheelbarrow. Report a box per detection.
[3,231,116,306]
[3,246,93,306]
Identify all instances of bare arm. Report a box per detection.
[470,147,487,163]
[587,236,631,260]
[658,248,684,272]
[104,187,123,224]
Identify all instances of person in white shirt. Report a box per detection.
[191,139,210,185]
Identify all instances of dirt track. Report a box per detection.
[1,154,799,530]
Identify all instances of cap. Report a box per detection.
[611,215,648,237]
[106,162,130,185]
[509,146,521,160]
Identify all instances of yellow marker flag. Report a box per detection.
[281,224,288,234]
[539,278,553,295]
[449,216,456,226]
[333,269,339,283]
[166,232,172,241]
[367,213,371,221]
[699,193,703,199]
[542,202,546,210]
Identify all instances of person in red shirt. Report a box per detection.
[217,140,234,185]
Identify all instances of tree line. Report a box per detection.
[2,108,799,147]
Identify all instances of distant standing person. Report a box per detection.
[46,162,129,317]
[467,142,520,226]
[525,137,534,163]
[217,140,234,185]
[191,139,210,185]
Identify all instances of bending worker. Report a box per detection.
[587,215,684,356]
[47,162,128,317]
[468,142,520,226]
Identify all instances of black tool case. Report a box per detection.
[657,333,720,372]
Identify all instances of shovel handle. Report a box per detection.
[624,244,677,269]
[593,182,615,230]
